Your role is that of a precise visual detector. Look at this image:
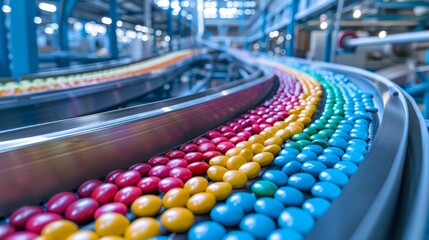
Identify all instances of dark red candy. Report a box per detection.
[94,202,128,219]
[128,163,151,177]
[166,159,188,168]
[113,186,142,206]
[115,171,141,187]
[65,198,98,223]
[187,162,209,176]
[148,156,170,166]
[192,137,210,145]
[216,142,235,153]
[252,124,262,134]
[77,179,103,198]
[184,152,203,163]
[260,123,272,129]
[202,151,221,162]
[205,130,222,139]
[218,126,233,133]
[197,143,216,153]
[105,169,126,183]
[0,225,15,239]
[9,206,44,229]
[223,132,236,139]
[165,150,186,159]
[4,232,38,240]
[210,137,229,145]
[46,192,77,214]
[137,177,160,193]
[169,168,193,182]
[237,131,252,139]
[148,165,171,178]
[25,213,62,233]
[158,177,184,192]
[180,143,198,153]
[232,125,243,133]
[230,136,246,145]
[91,183,118,205]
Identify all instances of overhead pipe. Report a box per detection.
[344,30,429,48]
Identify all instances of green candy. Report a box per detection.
[284,142,303,151]
[309,133,328,141]
[311,139,329,148]
[291,133,309,141]
[319,129,334,138]
[303,127,317,135]
[251,180,278,197]
[297,139,312,147]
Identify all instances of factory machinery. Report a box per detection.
[0,48,427,240]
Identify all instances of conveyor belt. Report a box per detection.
[0,51,428,239]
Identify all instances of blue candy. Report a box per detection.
[287,173,316,191]
[149,237,169,240]
[317,153,340,167]
[302,145,324,155]
[267,229,303,240]
[342,152,365,165]
[319,169,349,187]
[222,231,255,240]
[227,192,257,213]
[311,182,341,200]
[296,151,317,163]
[333,161,358,177]
[274,186,304,206]
[323,147,344,157]
[240,214,276,239]
[274,155,293,167]
[210,204,244,227]
[302,197,331,219]
[279,148,300,156]
[278,207,315,234]
[348,139,368,146]
[263,170,288,186]
[282,161,302,175]
[254,197,285,219]
[328,137,348,150]
[188,221,226,240]
[349,131,368,140]
[346,144,367,155]
[331,132,350,141]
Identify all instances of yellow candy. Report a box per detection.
[226,156,247,170]
[223,170,248,188]
[209,156,229,167]
[273,121,287,129]
[236,141,252,149]
[206,182,233,201]
[184,177,209,195]
[298,116,312,125]
[259,131,274,139]
[207,166,228,182]
[264,136,283,146]
[263,144,281,155]
[66,230,98,240]
[239,148,253,162]
[99,237,124,240]
[286,125,302,135]
[94,213,129,237]
[161,207,194,232]
[186,192,216,214]
[131,195,162,217]
[125,218,160,240]
[251,143,265,154]
[248,135,265,144]
[252,152,274,166]
[41,220,78,240]
[225,147,242,157]
[162,188,190,208]
[238,162,261,179]
[289,121,305,130]
[34,237,51,240]
[275,129,291,140]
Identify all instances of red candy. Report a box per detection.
[187,162,209,176]
[115,171,141,187]
[218,126,233,133]
[232,125,243,133]
[105,170,125,183]
[222,132,236,139]
[211,137,229,145]
[169,167,193,182]
[114,186,142,206]
[148,165,171,178]
[4,232,38,240]
[202,151,221,161]
[180,143,198,153]
[9,206,44,229]
[128,163,151,177]
[137,177,160,193]
[94,202,128,219]
[216,142,235,153]
[148,156,170,166]
[252,124,262,134]
[236,131,252,139]
[193,137,210,145]
[205,130,222,139]
[78,179,103,198]
[165,150,186,159]
[65,198,98,223]
[91,183,118,205]
[0,225,15,239]
[25,213,62,233]
[197,143,216,153]
[166,159,188,168]
[184,152,203,163]
[158,177,184,192]
[46,192,77,214]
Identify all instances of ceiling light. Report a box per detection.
[39,2,57,13]
[320,21,328,30]
[101,17,112,25]
[353,9,362,19]
[378,30,387,39]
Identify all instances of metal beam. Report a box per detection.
[345,30,429,48]
[58,0,77,67]
[286,0,298,57]
[167,3,173,51]
[329,0,344,63]
[9,0,39,78]
[144,0,153,54]
[0,8,10,77]
[109,0,119,59]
